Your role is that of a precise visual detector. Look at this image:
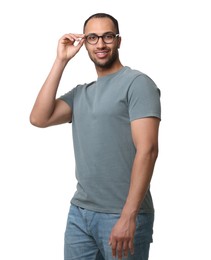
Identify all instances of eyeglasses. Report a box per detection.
[85,33,119,45]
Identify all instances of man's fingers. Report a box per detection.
[123,240,129,257]
[117,241,123,259]
[110,238,134,259]
[74,37,85,47]
[111,240,117,258]
[129,240,134,255]
[111,240,124,259]
[60,34,85,44]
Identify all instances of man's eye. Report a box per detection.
[104,34,114,40]
[88,35,97,41]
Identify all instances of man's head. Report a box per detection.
[83,13,119,35]
[83,13,121,69]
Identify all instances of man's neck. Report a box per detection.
[96,62,124,78]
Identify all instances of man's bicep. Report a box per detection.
[131,117,160,151]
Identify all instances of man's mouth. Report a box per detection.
[95,50,109,58]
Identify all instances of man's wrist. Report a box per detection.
[121,204,139,221]
[55,56,69,67]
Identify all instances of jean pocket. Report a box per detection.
[136,213,154,227]
[134,213,154,244]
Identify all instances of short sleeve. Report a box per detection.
[128,74,161,121]
[59,87,75,110]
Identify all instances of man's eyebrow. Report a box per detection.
[87,31,115,36]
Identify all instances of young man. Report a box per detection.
[30,13,161,260]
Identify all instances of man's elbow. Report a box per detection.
[151,146,159,161]
[137,144,159,161]
[146,145,158,162]
[29,114,49,128]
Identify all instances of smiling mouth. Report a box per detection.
[95,50,109,58]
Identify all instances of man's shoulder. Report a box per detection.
[123,66,146,79]
[125,66,156,85]
[75,81,96,91]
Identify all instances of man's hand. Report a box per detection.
[57,33,85,63]
[109,215,136,259]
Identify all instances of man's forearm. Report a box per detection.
[121,148,158,218]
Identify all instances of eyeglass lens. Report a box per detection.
[86,33,118,44]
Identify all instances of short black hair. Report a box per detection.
[83,13,119,34]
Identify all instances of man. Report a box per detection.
[30,13,161,260]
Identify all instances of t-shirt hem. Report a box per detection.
[70,201,154,214]
[130,113,161,122]
[58,96,73,109]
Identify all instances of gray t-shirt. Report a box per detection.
[59,66,161,214]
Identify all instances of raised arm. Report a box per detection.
[30,33,85,128]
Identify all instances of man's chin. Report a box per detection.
[94,60,113,69]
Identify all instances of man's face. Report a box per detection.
[84,18,121,68]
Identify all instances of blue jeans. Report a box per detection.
[64,204,154,260]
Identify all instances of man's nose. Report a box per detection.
[96,37,106,47]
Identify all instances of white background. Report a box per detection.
[0,0,210,259]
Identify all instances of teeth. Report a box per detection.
[97,53,106,57]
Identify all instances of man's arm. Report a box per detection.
[109,117,160,259]
[30,33,85,128]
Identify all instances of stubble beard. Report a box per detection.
[90,48,119,69]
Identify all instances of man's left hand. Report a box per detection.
[108,215,136,259]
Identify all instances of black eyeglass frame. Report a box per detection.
[85,33,120,45]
